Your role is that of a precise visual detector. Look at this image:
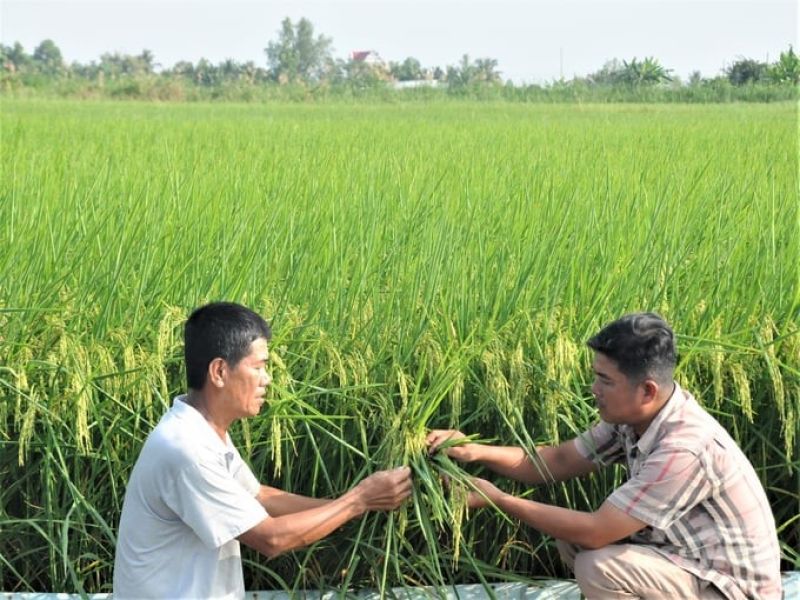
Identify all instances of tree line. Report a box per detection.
[2,18,797,102]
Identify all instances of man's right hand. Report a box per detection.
[426,429,480,462]
[353,466,413,512]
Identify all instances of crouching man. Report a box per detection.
[114,302,412,599]
[428,313,781,599]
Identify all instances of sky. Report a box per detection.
[1,0,797,83]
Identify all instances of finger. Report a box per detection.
[427,430,451,442]
[467,492,484,509]
[428,436,445,454]
[392,468,411,482]
[382,467,406,479]
[426,434,442,449]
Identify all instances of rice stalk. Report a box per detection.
[13,347,32,429]
[711,318,724,409]
[65,339,92,455]
[17,386,39,466]
[728,360,753,423]
[759,316,788,453]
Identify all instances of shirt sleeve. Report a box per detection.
[164,453,268,549]
[605,446,712,530]
[230,448,261,497]
[574,420,626,466]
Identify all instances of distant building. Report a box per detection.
[349,50,392,82]
[393,79,441,90]
[350,50,385,67]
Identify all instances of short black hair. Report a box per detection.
[587,312,676,384]
[184,302,272,390]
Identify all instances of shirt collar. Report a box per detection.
[171,395,233,454]
[630,381,685,455]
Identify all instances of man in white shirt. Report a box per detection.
[114,302,412,599]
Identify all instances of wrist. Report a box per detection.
[468,443,486,463]
[496,490,510,507]
[344,486,367,516]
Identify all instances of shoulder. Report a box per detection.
[575,420,627,465]
[657,390,724,455]
[139,414,220,476]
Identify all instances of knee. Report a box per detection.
[556,539,579,571]
[574,548,606,588]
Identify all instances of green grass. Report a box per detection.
[0,99,798,593]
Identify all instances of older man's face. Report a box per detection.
[223,337,272,419]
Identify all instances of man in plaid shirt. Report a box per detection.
[428,313,781,599]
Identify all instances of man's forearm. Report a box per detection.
[473,446,555,484]
[241,490,363,557]
[474,442,597,484]
[494,493,599,548]
[244,467,412,558]
[258,486,332,516]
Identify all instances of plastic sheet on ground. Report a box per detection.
[4,572,800,599]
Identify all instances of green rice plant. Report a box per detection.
[0,99,797,591]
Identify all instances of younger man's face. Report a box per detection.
[590,352,644,425]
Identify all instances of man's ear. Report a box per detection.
[208,358,227,388]
[641,379,659,404]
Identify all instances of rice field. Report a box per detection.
[0,99,798,593]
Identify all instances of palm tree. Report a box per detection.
[138,49,157,74]
[219,58,241,81]
[474,57,501,83]
[620,57,672,86]
[768,46,800,85]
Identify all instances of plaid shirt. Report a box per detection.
[575,383,782,600]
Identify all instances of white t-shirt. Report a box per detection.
[113,396,268,599]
